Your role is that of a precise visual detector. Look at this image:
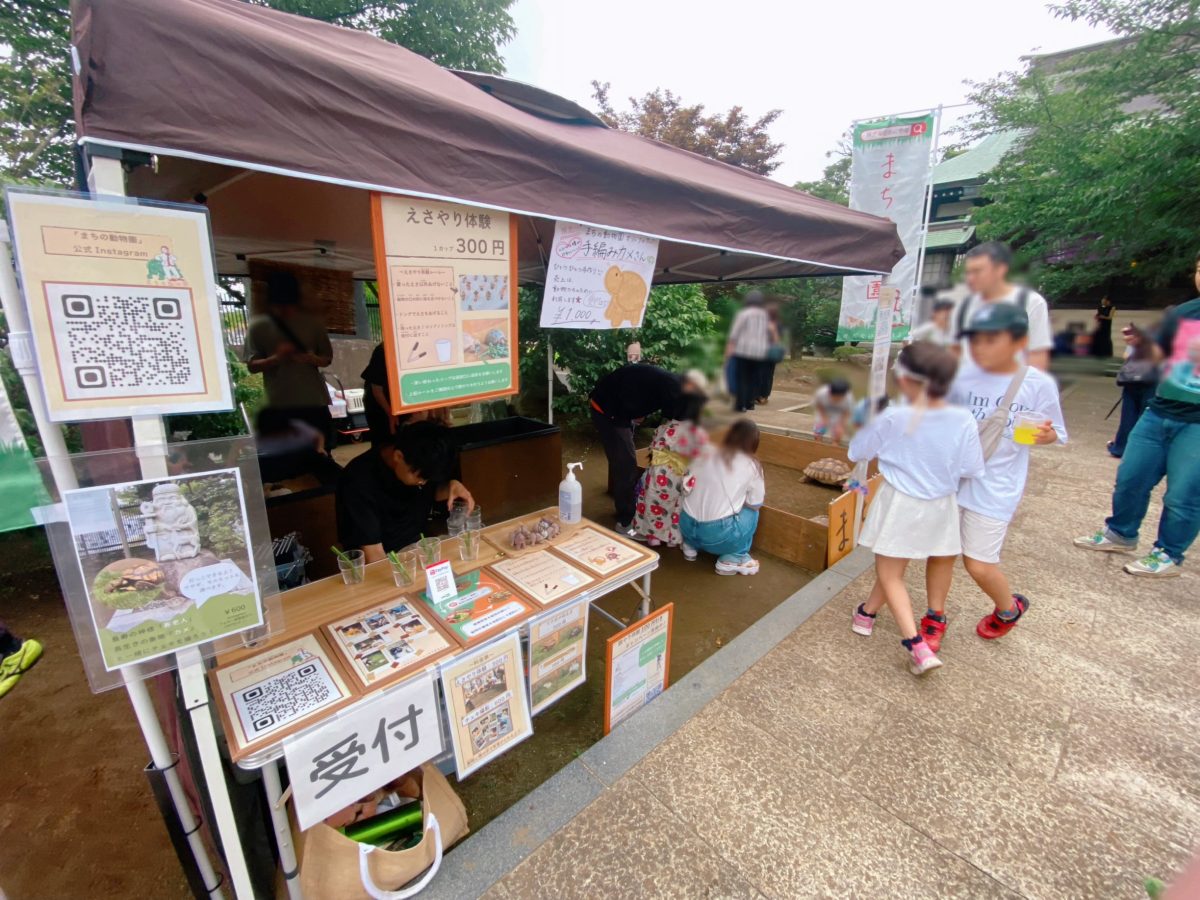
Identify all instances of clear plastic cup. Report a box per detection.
[1012,412,1042,446]
[337,549,365,585]
[465,506,483,531]
[389,550,418,588]
[416,536,442,568]
[459,529,481,561]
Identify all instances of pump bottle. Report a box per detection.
[559,462,583,523]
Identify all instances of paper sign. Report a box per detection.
[540,222,658,329]
[424,559,456,605]
[417,569,536,645]
[552,526,646,577]
[3,189,232,422]
[212,633,354,757]
[61,468,262,671]
[370,194,518,412]
[285,671,443,831]
[529,598,589,715]
[604,604,673,734]
[491,549,595,607]
[438,631,532,778]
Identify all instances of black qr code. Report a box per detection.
[234,661,340,739]
[45,283,206,400]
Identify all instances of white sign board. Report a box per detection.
[838,114,935,342]
[284,671,443,830]
[540,222,658,329]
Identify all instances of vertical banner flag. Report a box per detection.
[838,114,935,342]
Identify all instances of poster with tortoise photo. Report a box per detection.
[63,469,262,671]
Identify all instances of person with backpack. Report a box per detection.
[245,270,334,445]
[950,242,1053,371]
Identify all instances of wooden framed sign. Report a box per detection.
[604,603,673,734]
[369,194,519,412]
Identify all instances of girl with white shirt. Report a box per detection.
[679,419,766,576]
[847,343,986,675]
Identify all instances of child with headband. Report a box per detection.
[848,342,986,675]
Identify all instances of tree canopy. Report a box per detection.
[591,82,784,176]
[0,0,517,186]
[961,0,1200,297]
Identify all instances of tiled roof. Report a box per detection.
[933,131,1022,186]
[923,223,975,251]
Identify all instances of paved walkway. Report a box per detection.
[475,376,1199,899]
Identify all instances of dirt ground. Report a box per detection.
[0,422,817,898]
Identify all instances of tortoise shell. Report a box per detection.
[802,457,851,486]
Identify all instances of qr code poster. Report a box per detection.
[4,189,232,422]
[212,633,354,759]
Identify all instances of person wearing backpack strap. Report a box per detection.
[920,304,1067,652]
[950,242,1053,371]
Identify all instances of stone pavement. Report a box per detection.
[445,376,1199,899]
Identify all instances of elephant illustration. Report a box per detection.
[602,266,648,328]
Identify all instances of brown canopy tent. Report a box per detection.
[70,0,902,284]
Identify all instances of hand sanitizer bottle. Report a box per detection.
[559,462,583,524]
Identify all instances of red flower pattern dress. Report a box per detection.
[632,419,708,547]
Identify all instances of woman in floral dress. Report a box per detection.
[632,394,708,547]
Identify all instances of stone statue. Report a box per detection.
[141,483,200,562]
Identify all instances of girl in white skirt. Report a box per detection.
[847,343,985,674]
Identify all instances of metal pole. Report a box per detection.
[910,106,944,322]
[546,334,554,426]
[262,760,304,900]
[89,155,253,898]
[640,571,652,620]
[2,218,229,900]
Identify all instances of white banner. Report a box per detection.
[838,114,935,342]
[540,222,658,330]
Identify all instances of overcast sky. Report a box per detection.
[503,0,1113,185]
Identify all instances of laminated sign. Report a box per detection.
[3,189,232,422]
[370,195,519,411]
[539,222,658,330]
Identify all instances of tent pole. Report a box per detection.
[88,154,252,899]
[547,334,554,426]
[910,105,943,321]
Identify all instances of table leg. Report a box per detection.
[262,760,303,900]
[640,572,652,619]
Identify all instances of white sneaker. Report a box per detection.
[681,543,697,562]
[1124,548,1181,578]
[715,556,759,576]
[1073,529,1137,554]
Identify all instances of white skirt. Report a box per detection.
[859,481,962,559]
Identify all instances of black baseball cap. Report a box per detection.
[963,302,1029,338]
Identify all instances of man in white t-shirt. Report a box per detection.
[951,242,1052,371]
[919,303,1067,653]
[908,299,956,347]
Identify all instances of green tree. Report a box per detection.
[794,152,850,204]
[592,82,784,176]
[518,284,717,425]
[0,0,517,186]
[961,0,1200,296]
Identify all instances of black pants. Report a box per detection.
[1111,382,1155,457]
[733,357,767,412]
[591,408,637,524]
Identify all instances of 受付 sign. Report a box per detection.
[284,671,442,830]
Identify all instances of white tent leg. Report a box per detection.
[262,760,304,900]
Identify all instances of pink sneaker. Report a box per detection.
[908,640,943,676]
[851,605,876,637]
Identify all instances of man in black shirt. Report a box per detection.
[589,364,707,531]
[336,421,475,561]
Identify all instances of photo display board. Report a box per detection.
[3,189,232,422]
[211,632,353,759]
[438,631,532,778]
[528,598,589,715]
[324,598,456,689]
[605,604,673,734]
[62,468,263,671]
[370,194,518,412]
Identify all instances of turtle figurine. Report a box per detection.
[801,457,851,488]
[106,561,166,593]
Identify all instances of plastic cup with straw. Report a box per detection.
[332,546,365,585]
[388,550,417,588]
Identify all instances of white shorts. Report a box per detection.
[960,507,1009,564]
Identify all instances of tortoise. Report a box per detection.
[801,457,851,487]
[106,561,166,593]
